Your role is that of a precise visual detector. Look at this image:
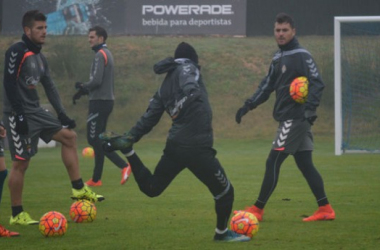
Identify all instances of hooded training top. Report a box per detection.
[82,43,115,101]
[129,57,213,148]
[245,37,325,121]
[3,34,65,115]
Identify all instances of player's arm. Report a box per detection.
[3,44,25,114]
[129,91,165,142]
[39,54,65,114]
[300,53,325,124]
[236,62,276,123]
[0,120,5,137]
[178,64,201,108]
[245,63,276,109]
[40,55,76,128]
[301,53,325,111]
[82,52,105,90]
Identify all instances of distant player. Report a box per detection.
[73,26,131,187]
[235,13,335,222]
[2,10,104,225]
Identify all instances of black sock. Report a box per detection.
[254,200,265,209]
[317,198,329,206]
[12,205,23,217]
[71,178,84,190]
[125,153,143,174]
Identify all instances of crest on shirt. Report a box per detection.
[282,64,287,73]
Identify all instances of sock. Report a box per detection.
[215,228,228,234]
[123,149,135,157]
[254,200,265,210]
[12,205,23,217]
[125,153,143,174]
[0,169,8,203]
[71,178,84,190]
[317,198,329,207]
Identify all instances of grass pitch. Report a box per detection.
[1,138,379,250]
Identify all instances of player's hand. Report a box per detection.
[14,113,29,135]
[235,105,249,124]
[72,90,83,105]
[58,113,76,129]
[304,110,317,125]
[75,82,83,90]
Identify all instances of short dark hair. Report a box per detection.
[22,10,47,29]
[89,26,108,42]
[275,13,295,29]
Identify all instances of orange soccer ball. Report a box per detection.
[230,211,259,238]
[70,200,97,223]
[289,76,309,104]
[39,211,68,237]
[82,147,94,158]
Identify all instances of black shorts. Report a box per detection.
[272,119,313,154]
[3,109,62,160]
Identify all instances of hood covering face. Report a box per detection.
[174,42,198,64]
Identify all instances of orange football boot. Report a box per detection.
[85,179,102,187]
[234,205,264,222]
[120,164,132,185]
[0,224,19,237]
[303,204,335,222]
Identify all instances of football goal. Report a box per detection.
[334,16,380,155]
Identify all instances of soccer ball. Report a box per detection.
[39,211,68,237]
[289,76,309,104]
[230,211,259,238]
[82,147,94,158]
[70,200,97,223]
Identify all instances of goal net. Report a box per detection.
[334,16,380,155]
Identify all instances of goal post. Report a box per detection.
[334,16,380,155]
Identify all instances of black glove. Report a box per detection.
[235,105,250,124]
[72,89,84,105]
[75,82,83,90]
[14,113,29,135]
[304,110,317,125]
[58,113,76,129]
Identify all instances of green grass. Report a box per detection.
[1,138,380,249]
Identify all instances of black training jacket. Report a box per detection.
[245,37,325,122]
[2,34,65,115]
[130,57,213,148]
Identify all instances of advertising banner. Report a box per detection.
[1,0,245,36]
[1,0,126,35]
[125,0,246,36]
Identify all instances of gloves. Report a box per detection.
[72,82,88,104]
[75,82,83,90]
[235,105,250,124]
[304,110,317,125]
[14,113,29,135]
[58,112,76,129]
[72,89,84,105]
